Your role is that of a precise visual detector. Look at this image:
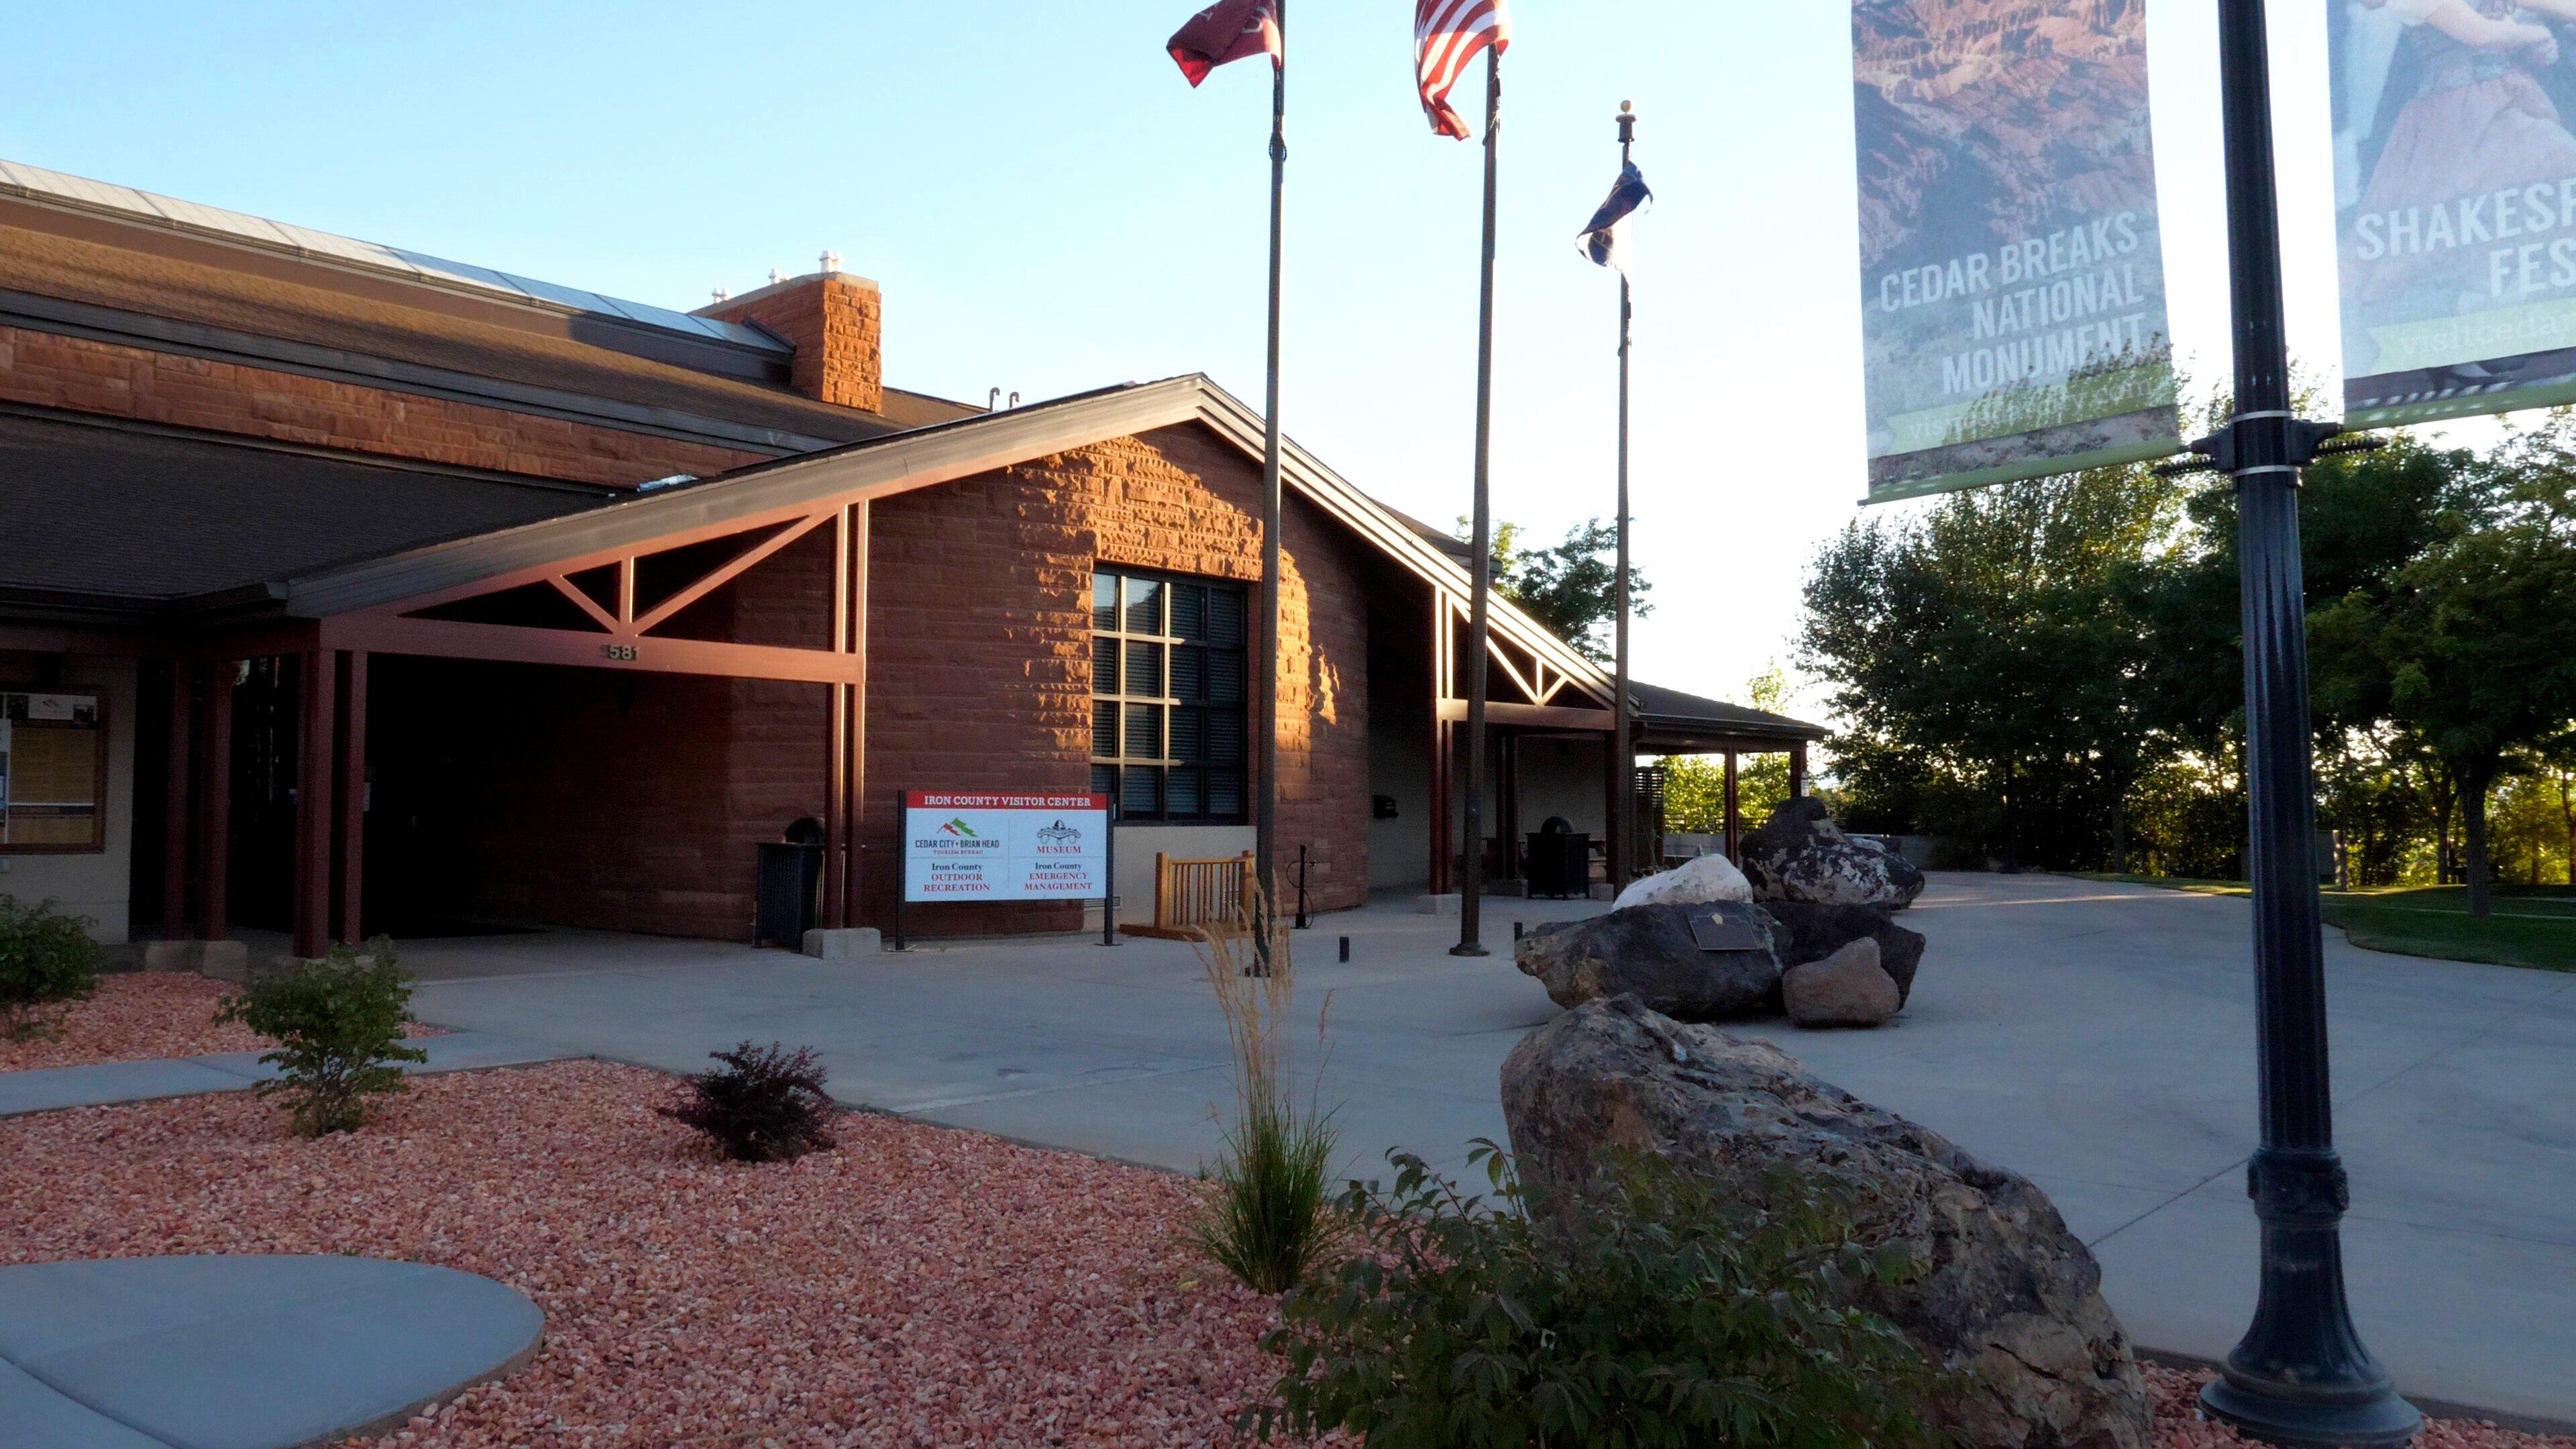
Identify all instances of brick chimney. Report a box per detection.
[700,264,883,414]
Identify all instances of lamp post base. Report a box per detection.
[1448,943,1491,957]
[2200,1372,2422,1449]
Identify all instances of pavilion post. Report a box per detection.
[162,663,193,938]
[198,661,233,942]
[1723,751,1740,863]
[1428,593,1453,898]
[336,650,368,947]
[1788,742,1807,802]
[292,648,338,960]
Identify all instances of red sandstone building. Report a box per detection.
[0,160,1821,956]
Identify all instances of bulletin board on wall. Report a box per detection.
[0,690,107,853]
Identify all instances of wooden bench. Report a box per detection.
[1125,849,1256,940]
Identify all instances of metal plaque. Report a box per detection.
[1687,906,1762,953]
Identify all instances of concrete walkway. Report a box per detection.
[0,1032,575,1118]
[0,1255,540,1449]
[389,875,2576,1426]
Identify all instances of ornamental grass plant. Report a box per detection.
[0,895,102,1041]
[1247,1144,1949,1449]
[218,937,426,1136]
[1189,890,1342,1295]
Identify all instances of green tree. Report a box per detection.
[1662,665,1799,833]
[1462,517,1652,665]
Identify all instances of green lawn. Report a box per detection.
[2062,875,2576,973]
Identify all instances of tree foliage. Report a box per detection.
[1466,518,1652,665]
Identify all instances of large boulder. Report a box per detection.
[1781,938,1900,1028]
[1742,797,1926,910]
[1611,851,1752,910]
[1513,904,1778,1020]
[1762,900,1926,1006]
[1502,998,2150,1449]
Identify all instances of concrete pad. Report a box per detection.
[1412,892,1460,914]
[802,926,883,960]
[0,1255,541,1449]
[0,1358,168,1449]
[0,1061,252,1118]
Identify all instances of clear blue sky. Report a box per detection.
[9,1,2368,716]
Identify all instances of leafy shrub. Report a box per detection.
[0,895,103,1040]
[659,1040,839,1162]
[1189,895,1341,1294]
[1248,1144,1945,1449]
[217,937,426,1136]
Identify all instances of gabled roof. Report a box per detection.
[283,374,1623,703]
[1631,680,1827,749]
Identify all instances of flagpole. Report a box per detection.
[1611,102,1635,892]
[1454,44,1501,959]
[1253,5,1287,975]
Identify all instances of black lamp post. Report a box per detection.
[2196,1,2420,1443]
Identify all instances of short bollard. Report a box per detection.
[1338,936,1351,963]
[1513,921,1524,941]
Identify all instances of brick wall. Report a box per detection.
[701,274,885,414]
[0,325,769,488]
[860,422,1374,936]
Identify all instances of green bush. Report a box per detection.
[1248,1144,1945,1449]
[218,937,425,1136]
[0,895,103,1040]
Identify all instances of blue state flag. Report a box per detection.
[1578,160,1652,276]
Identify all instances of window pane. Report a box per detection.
[1091,763,1118,798]
[1208,588,1246,644]
[1171,584,1207,641]
[1208,769,1244,818]
[1208,650,1244,704]
[1167,707,1203,764]
[1091,701,1117,757]
[1123,703,1163,760]
[1123,765,1161,816]
[1167,767,1202,816]
[1205,707,1246,765]
[1125,640,1165,698]
[1093,637,1119,694]
[1125,578,1165,635]
[1169,645,1203,701]
[1093,574,1120,633]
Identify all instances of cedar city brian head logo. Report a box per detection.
[938,818,979,838]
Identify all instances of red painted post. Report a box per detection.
[337,651,368,947]
[1788,742,1808,801]
[845,500,870,926]
[293,649,337,960]
[823,507,850,930]
[199,663,233,942]
[162,663,193,938]
[1723,751,1740,863]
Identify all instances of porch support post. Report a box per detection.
[337,651,368,947]
[1603,724,1623,885]
[1724,751,1741,864]
[198,661,233,942]
[847,502,869,927]
[1428,595,1453,897]
[162,663,194,938]
[1789,742,1808,801]
[1498,732,1521,881]
[293,649,338,960]
[824,506,852,930]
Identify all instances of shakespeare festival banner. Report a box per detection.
[1851,0,2180,502]
[2332,0,2576,424]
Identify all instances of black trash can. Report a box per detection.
[755,820,825,947]
[1524,818,1592,900]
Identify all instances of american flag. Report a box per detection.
[1415,0,1511,139]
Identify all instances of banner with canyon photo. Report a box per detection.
[2331,0,2576,423]
[1853,0,2179,503]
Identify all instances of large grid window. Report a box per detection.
[1091,569,1248,822]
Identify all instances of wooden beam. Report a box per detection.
[631,511,833,635]
[1429,592,1452,898]
[1789,742,1808,800]
[1724,751,1740,864]
[547,574,623,634]
[198,663,232,942]
[337,651,368,947]
[1438,700,1615,731]
[293,649,337,960]
[325,614,865,686]
[845,500,870,927]
[824,509,849,931]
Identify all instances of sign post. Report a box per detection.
[896,791,1116,951]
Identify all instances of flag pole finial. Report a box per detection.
[1617,101,1635,148]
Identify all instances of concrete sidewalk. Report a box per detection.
[0,1032,577,1118]
[391,876,2576,1426]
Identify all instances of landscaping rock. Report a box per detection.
[1501,998,2151,1449]
[1513,904,1778,1021]
[1610,852,1753,910]
[1761,900,1925,1006]
[1741,797,1926,910]
[1782,938,1900,1027]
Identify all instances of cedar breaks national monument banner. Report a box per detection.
[2333,0,2576,423]
[1853,0,2179,502]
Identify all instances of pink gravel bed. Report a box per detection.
[0,1059,1283,1447]
[0,973,445,1073]
[2143,1362,2573,1449]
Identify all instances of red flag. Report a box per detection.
[1168,0,1281,87]
[1415,0,1511,138]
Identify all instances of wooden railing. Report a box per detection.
[1127,849,1256,940]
